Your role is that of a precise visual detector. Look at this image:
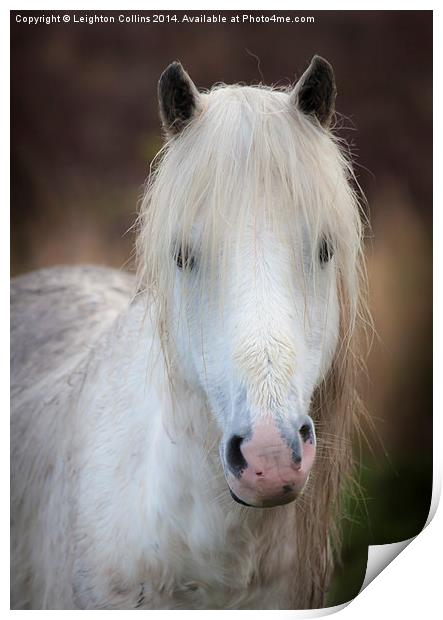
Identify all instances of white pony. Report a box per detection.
[11,56,367,609]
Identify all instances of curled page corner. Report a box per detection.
[359,537,414,593]
[358,476,438,596]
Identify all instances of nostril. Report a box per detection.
[226,435,247,478]
[299,423,312,444]
[298,423,315,444]
[299,425,309,441]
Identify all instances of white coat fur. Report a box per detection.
[11,77,368,609]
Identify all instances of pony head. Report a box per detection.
[137,57,365,508]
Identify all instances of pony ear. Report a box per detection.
[158,61,202,136]
[291,55,336,128]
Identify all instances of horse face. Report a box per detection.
[172,223,340,508]
[156,58,348,507]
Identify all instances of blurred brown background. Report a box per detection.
[11,10,432,606]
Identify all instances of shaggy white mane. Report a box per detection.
[137,83,364,335]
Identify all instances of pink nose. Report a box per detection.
[225,418,316,507]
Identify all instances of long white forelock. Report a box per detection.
[136,82,365,351]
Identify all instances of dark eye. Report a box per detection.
[319,237,334,265]
[174,245,195,271]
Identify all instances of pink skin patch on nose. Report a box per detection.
[227,418,316,507]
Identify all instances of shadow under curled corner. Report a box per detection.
[324,453,434,611]
[286,538,415,618]
[356,468,438,598]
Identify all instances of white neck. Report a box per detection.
[73,298,298,608]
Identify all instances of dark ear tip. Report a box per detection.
[293,55,336,128]
[310,55,335,79]
[158,61,201,136]
[158,61,185,87]
[311,54,331,66]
